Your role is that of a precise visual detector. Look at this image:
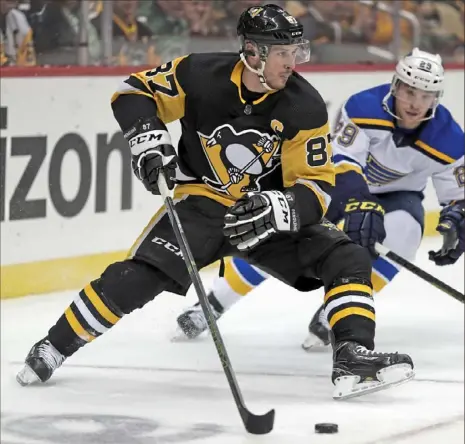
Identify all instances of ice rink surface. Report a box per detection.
[1,238,464,444]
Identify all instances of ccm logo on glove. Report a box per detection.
[345,201,385,213]
[129,130,172,156]
[223,190,299,251]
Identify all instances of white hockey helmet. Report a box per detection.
[383,48,445,121]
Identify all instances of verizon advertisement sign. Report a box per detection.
[1,69,463,267]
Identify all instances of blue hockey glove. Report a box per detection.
[343,198,386,258]
[429,201,465,266]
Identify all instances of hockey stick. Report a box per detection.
[375,243,464,304]
[157,173,275,435]
[204,150,267,191]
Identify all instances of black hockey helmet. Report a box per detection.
[236,4,310,90]
[237,4,305,46]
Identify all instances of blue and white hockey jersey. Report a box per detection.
[331,84,464,207]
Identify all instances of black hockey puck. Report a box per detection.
[315,423,338,434]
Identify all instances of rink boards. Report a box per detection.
[1,66,464,298]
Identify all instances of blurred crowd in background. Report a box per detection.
[1,0,464,68]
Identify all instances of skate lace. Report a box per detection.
[37,342,65,369]
[355,345,396,357]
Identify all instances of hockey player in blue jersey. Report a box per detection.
[175,48,465,348]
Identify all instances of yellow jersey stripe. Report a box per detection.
[132,72,153,94]
[352,118,395,128]
[174,184,234,207]
[335,162,365,177]
[127,205,167,259]
[328,307,375,328]
[65,307,96,342]
[230,60,277,105]
[415,140,455,164]
[84,284,121,325]
[127,195,189,259]
[325,283,372,302]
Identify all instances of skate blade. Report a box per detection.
[16,364,41,386]
[333,363,415,400]
[301,333,330,352]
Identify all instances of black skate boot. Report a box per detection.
[301,304,331,351]
[175,294,223,340]
[332,341,414,400]
[16,337,65,386]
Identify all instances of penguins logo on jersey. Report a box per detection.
[198,124,281,195]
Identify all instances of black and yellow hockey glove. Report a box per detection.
[223,190,300,251]
[343,198,386,258]
[124,117,178,195]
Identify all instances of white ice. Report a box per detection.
[1,238,464,444]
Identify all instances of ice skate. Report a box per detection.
[16,337,65,386]
[332,341,414,400]
[175,299,222,340]
[301,304,331,351]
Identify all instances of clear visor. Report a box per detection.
[267,39,311,65]
[393,80,439,109]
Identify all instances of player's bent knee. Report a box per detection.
[94,259,173,314]
[319,242,372,286]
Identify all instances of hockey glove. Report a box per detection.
[124,117,178,195]
[428,200,465,266]
[343,198,386,258]
[223,191,300,251]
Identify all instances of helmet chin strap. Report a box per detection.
[240,51,274,91]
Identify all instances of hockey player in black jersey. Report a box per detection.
[17,4,414,400]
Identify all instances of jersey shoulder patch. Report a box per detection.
[414,105,464,165]
[344,84,395,131]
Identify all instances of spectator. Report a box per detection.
[418,0,464,59]
[285,1,370,44]
[93,0,161,66]
[93,0,152,42]
[137,0,190,63]
[0,0,36,66]
[354,1,418,51]
[181,0,226,37]
[27,0,48,16]
[138,0,189,37]
[0,32,7,65]
[30,0,101,64]
[292,1,418,53]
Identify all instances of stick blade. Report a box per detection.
[242,408,275,435]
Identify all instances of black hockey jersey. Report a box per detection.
[111,52,334,225]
